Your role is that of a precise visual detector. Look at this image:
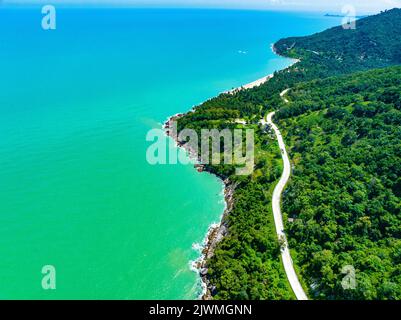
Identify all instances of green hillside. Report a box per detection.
[275,9,401,73]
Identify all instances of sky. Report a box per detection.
[3,0,401,13]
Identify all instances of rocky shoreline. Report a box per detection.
[196,179,236,300]
[163,114,235,300]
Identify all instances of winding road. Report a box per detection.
[263,111,308,300]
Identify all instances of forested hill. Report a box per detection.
[275,9,401,74]
[177,9,401,124]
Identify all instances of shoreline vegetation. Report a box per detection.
[164,113,236,299]
[164,116,238,300]
[165,8,401,300]
[164,44,299,299]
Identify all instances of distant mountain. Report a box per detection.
[324,13,370,18]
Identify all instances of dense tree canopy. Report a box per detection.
[278,66,401,300]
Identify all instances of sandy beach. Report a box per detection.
[226,74,274,94]
[225,47,300,95]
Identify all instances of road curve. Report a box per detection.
[279,88,290,103]
[266,111,308,300]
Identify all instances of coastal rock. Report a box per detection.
[210,286,217,296]
[200,268,208,276]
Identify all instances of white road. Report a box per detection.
[265,111,308,300]
[279,89,290,103]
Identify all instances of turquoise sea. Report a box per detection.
[0,7,340,299]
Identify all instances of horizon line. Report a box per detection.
[0,3,391,15]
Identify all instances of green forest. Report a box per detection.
[278,66,401,299]
[176,9,401,300]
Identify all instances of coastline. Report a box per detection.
[225,44,299,94]
[164,113,235,300]
[225,74,274,94]
[192,179,236,300]
[164,43,300,300]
